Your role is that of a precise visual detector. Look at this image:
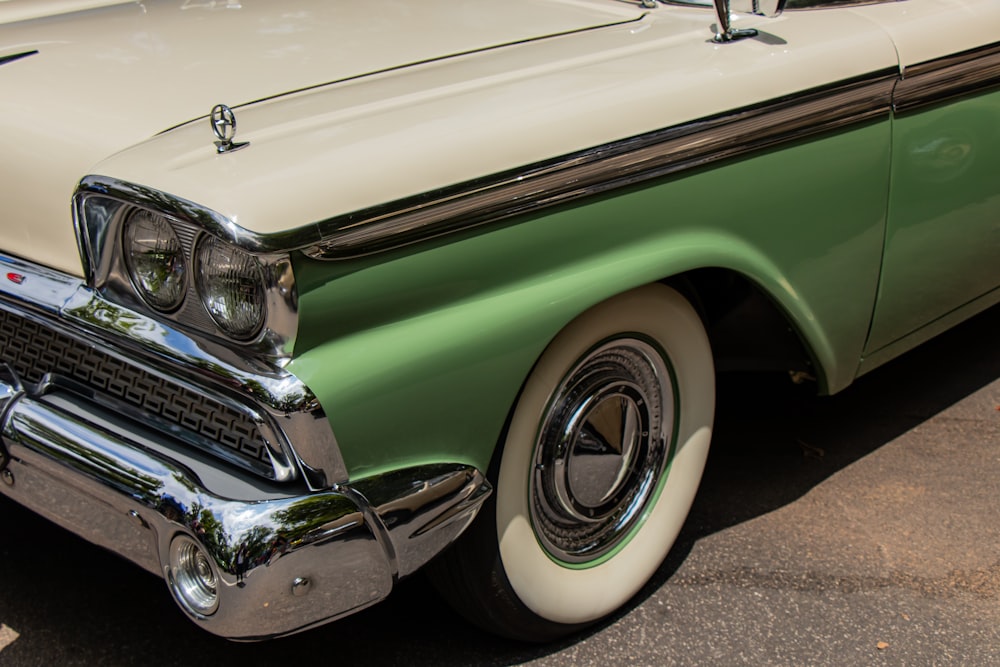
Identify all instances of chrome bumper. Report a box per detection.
[0,369,490,640]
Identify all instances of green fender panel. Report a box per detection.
[289,120,891,480]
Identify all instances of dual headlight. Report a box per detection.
[121,208,267,341]
[76,185,296,356]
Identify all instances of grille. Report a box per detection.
[0,308,272,475]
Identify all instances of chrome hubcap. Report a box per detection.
[530,338,674,564]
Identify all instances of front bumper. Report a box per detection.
[0,369,490,639]
[0,251,491,638]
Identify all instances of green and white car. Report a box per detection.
[0,0,996,641]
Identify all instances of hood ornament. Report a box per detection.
[210,104,249,154]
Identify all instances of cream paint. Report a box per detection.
[0,0,135,25]
[91,7,898,240]
[848,0,1000,69]
[4,1,990,276]
[0,0,643,276]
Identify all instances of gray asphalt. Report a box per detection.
[1,305,997,666]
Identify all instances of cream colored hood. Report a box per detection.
[0,0,643,276]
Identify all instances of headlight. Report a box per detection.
[122,209,186,312]
[76,180,297,357]
[195,234,266,339]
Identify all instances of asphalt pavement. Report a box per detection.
[0,305,997,666]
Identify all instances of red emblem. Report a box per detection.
[6,273,26,285]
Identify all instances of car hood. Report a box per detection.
[0,0,642,276]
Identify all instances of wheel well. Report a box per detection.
[666,269,817,381]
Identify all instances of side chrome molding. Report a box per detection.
[303,69,897,259]
[894,41,1000,115]
[302,41,1000,260]
[75,42,999,263]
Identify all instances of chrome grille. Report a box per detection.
[0,308,271,475]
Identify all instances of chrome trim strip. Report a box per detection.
[303,69,897,259]
[78,69,896,264]
[0,365,17,470]
[76,45,1000,264]
[0,376,491,638]
[0,252,345,488]
[74,176,326,254]
[894,42,1000,115]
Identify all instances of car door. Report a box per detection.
[851,0,1000,367]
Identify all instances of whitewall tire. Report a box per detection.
[429,284,714,641]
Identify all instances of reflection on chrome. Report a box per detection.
[0,362,490,638]
[74,182,299,361]
[0,251,340,488]
[531,338,675,564]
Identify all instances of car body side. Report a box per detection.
[277,3,999,479]
[0,0,997,639]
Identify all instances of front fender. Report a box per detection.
[289,119,891,479]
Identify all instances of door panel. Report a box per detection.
[851,0,1000,355]
[866,85,1000,352]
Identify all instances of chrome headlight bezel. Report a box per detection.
[74,180,299,360]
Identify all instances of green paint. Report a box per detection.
[866,88,1000,353]
[289,120,892,481]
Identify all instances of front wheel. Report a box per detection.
[430,284,714,641]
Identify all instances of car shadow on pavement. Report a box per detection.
[0,305,996,666]
[628,302,1000,627]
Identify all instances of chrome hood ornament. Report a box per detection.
[210,103,249,154]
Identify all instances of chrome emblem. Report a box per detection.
[210,104,249,154]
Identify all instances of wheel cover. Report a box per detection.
[530,338,674,565]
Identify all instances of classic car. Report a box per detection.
[0,0,997,643]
